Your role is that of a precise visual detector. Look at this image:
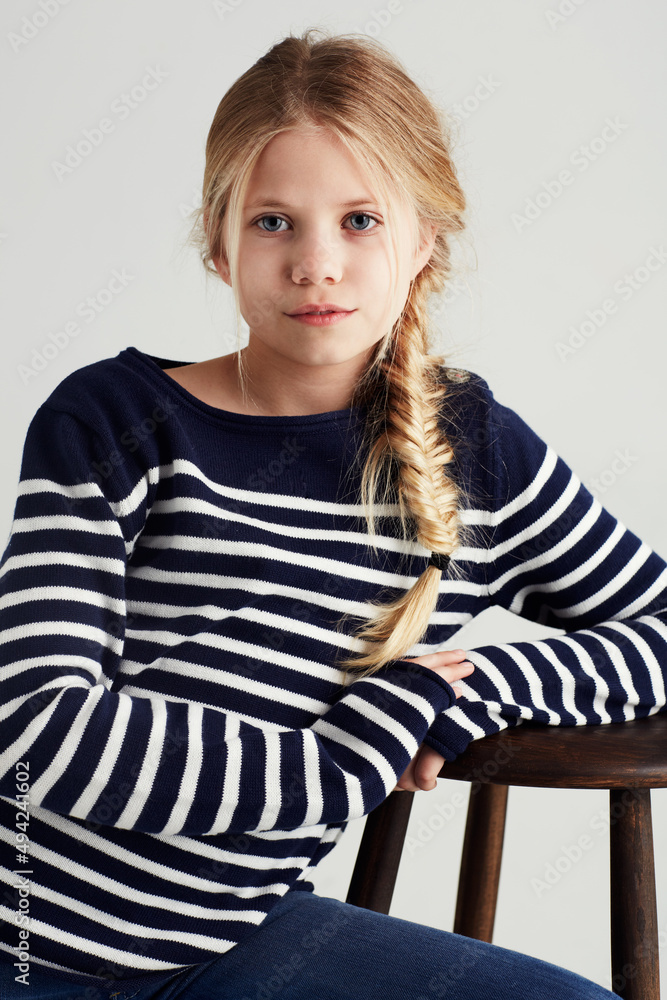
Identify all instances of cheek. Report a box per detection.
[361,251,403,303]
[235,249,264,296]
[239,245,277,285]
[362,244,399,285]
[237,263,291,326]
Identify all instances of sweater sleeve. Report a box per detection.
[423,380,667,762]
[0,405,456,834]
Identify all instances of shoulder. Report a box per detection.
[435,364,496,440]
[438,365,476,387]
[434,364,535,509]
[38,347,184,443]
[435,364,554,510]
[436,363,491,399]
[435,364,537,445]
[18,348,190,505]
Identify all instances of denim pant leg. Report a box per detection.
[159,891,616,1000]
[0,891,617,1000]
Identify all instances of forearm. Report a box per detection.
[423,614,667,760]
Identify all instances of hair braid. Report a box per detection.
[334,282,466,681]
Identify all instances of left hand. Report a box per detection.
[394,742,446,792]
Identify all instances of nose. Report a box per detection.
[290,230,343,284]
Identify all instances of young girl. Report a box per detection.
[0,27,663,999]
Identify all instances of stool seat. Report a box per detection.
[347,711,667,999]
[443,712,667,789]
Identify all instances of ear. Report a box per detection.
[411,221,438,280]
[204,208,232,286]
[213,254,231,287]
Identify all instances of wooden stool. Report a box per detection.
[346,713,667,999]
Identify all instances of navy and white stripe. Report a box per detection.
[424,393,667,759]
[0,345,665,977]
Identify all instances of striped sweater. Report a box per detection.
[1,345,666,979]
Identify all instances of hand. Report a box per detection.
[395,741,446,792]
[393,649,474,792]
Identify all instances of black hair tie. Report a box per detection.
[428,552,450,572]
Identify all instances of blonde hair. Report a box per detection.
[188,27,475,683]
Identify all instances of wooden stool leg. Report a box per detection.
[453,783,508,942]
[346,789,415,914]
[609,787,660,999]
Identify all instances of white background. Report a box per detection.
[1,0,666,992]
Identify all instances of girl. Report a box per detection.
[0,27,663,999]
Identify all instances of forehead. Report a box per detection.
[245,128,375,202]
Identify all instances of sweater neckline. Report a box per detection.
[123,346,369,429]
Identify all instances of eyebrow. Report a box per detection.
[245,198,380,211]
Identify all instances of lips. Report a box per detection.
[287,303,351,316]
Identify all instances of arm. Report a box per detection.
[423,380,667,761]
[0,405,458,834]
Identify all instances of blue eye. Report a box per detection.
[254,213,379,233]
[346,213,378,231]
[256,216,288,233]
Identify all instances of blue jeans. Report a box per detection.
[0,889,615,999]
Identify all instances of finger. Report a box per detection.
[403,648,469,666]
[440,649,470,664]
[447,661,474,681]
[414,749,444,791]
[443,659,473,682]
[395,766,421,792]
[413,766,436,791]
[459,663,475,677]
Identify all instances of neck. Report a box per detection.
[224,341,375,417]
